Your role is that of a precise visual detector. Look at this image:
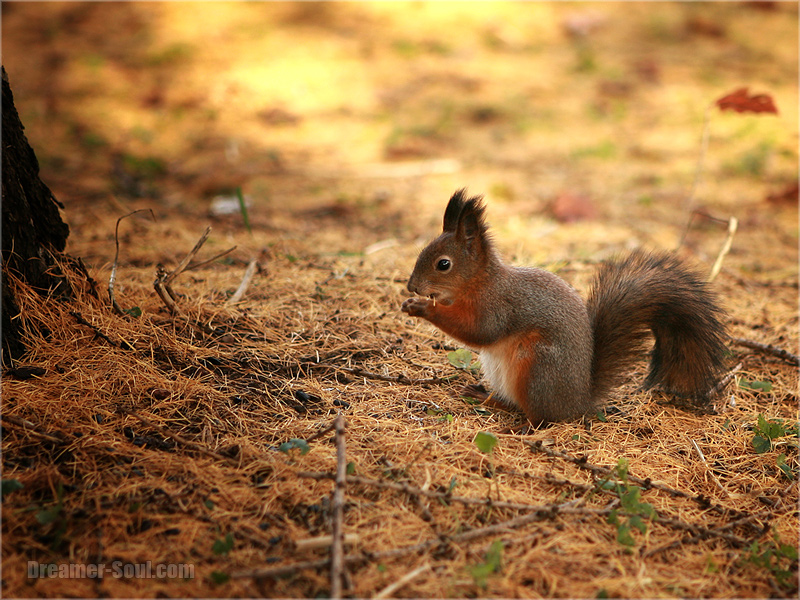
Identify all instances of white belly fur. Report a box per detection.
[479,346,519,409]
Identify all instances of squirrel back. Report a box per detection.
[402,189,728,424]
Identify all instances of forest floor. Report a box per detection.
[2,2,798,598]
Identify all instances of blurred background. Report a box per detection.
[3,1,797,267]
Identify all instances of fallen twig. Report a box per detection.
[153,227,235,317]
[373,563,430,599]
[318,364,458,386]
[295,534,359,553]
[690,438,728,495]
[224,258,258,306]
[330,414,347,598]
[527,441,768,524]
[708,362,743,399]
[109,209,155,316]
[643,513,770,558]
[731,337,800,367]
[231,496,592,581]
[708,216,738,283]
[122,409,239,466]
[1,414,67,444]
[70,311,132,350]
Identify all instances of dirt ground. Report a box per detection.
[2,2,798,598]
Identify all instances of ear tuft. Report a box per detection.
[458,195,488,243]
[442,188,469,232]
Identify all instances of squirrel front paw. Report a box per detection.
[401,296,432,317]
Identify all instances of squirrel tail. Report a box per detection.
[586,249,728,403]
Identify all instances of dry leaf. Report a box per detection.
[715,88,778,115]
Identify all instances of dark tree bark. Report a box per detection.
[2,66,71,366]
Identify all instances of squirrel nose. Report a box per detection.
[406,275,419,295]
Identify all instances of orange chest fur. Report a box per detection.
[424,298,483,346]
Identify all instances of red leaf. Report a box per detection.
[715,88,778,115]
[551,191,597,223]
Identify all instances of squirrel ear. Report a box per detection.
[443,188,468,232]
[457,196,488,251]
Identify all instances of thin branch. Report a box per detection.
[300,472,612,514]
[109,209,155,315]
[225,259,258,306]
[527,441,767,523]
[318,364,458,386]
[186,246,237,272]
[708,216,738,282]
[690,438,727,495]
[231,497,589,581]
[1,414,67,444]
[122,409,239,466]
[373,564,430,599]
[708,362,743,399]
[163,226,212,287]
[70,310,132,350]
[731,337,800,367]
[330,414,347,598]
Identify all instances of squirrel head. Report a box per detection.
[407,189,494,306]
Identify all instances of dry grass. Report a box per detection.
[2,3,798,597]
[2,213,797,597]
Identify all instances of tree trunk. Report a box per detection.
[2,66,71,366]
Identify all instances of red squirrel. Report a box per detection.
[401,189,728,425]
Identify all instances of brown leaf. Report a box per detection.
[551,191,597,223]
[715,88,778,115]
[766,182,799,205]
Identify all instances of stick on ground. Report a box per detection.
[330,413,347,598]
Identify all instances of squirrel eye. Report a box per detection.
[435,258,452,272]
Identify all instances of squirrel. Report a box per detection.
[401,189,728,425]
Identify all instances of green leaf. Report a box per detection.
[35,505,62,525]
[776,454,795,480]
[752,435,772,454]
[1,479,24,500]
[123,306,142,318]
[613,458,630,481]
[212,532,234,555]
[629,514,647,534]
[755,414,787,440]
[468,539,503,588]
[346,462,356,476]
[740,379,773,393]
[210,571,230,584]
[616,522,636,546]
[204,499,215,510]
[705,554,719,573]
[278,438,311,456]
[448,476,458,493]
[778,543,798,561]
[236,187,251,234]
[448,348,480,372]
[620,487,642,512]
[474,431,499,454]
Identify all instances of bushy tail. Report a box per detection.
[587,249,728,403]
